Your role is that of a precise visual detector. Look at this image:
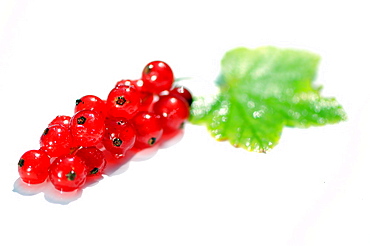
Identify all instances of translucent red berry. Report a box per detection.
[131,111,163,149]
[17,61,192,196]
[48,115,71,127]
[75,146,106,176]
[103,117,136,157]
[141,61,174,94]
[75,95,106,117]
[70,110,105,147]
[40,124,72,157]
[170,86,193,106]
[18,149,50,184]
[106,85,142,119]
[48,155,87,192]
[153,94,190,135]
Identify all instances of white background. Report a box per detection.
[0,0,369,245]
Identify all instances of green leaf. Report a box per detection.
[190,46,347,152]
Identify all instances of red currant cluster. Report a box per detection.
[17,61,192,192]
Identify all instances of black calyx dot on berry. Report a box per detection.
[18,159,24,168]
[113,138,123,147]
[77,116,86,125]
[116,96,126,106]
[90,168,99,175]
[144,64,153,74]
[179,122,185,129]
[43,128,49,135]
[66,171,76,181]
[148,137,156,146]
[75,99,83,106]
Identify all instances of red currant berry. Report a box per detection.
[170,86,193,106]
[153,94,190,135]
[103,117,136,157]
[141,61,174,94]
[49,155,87,192]
[75,95,106,117]
[131,111,163,149]
[70,110,105,147]
[48,115,71,127]
[18,149,50,184]
[75,146,106,176]
[106,85,142,119]
[40,124,72,157]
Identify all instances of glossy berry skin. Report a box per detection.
[48,115,71,127]
[70,110,105,147]
[115,79,131,88]
[131,111,163,149]
[106,85,142,119]
[170,86,193,106]
[40,124,72,157]
[141,61,174,94]
[18,149,50,184]
[49,155,87,192]
[103,117,136,157]
[153,94,190,134]
[116,79,144,92]
[75,146,106,176]
[75,95,106,117]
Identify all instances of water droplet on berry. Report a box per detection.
[136,80,144,87]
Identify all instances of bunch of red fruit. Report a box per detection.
[17,61,193,192]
